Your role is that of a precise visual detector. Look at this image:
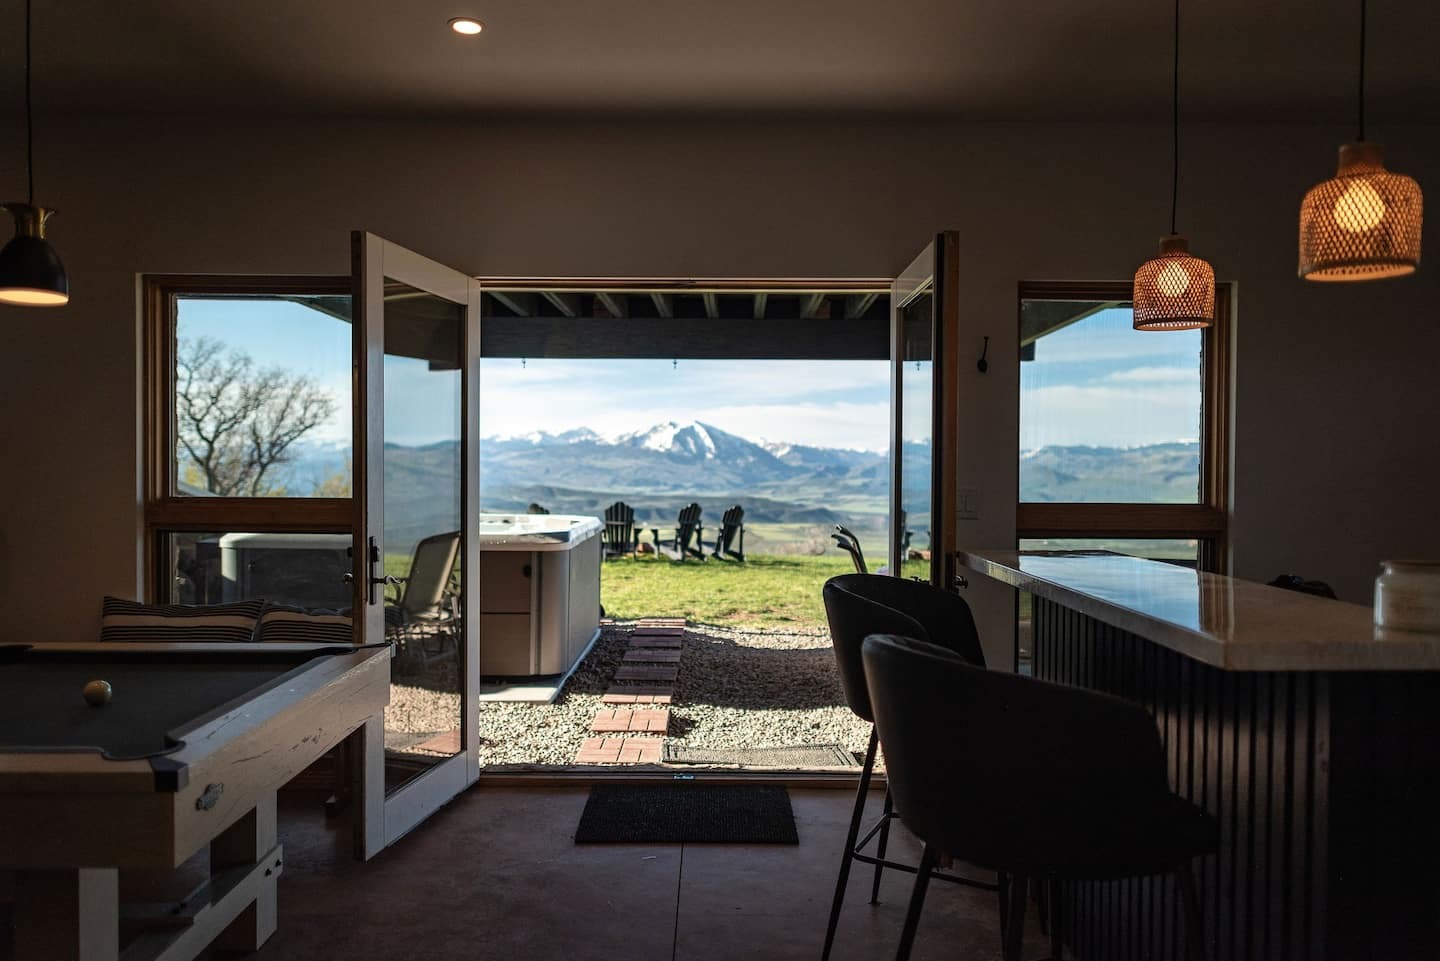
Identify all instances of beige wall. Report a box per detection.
[2,116,1437,658]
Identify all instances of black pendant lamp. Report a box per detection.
[0,0,68,307]
[1132,0,1214,331]
[1298,0,1422,281]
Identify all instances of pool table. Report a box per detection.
[0,642,390,961]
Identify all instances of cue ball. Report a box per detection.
[82,680,112,706]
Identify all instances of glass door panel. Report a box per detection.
[898,289,934,581]
[354,233,481,854]
[890,234,959,587]
[381,282,464,790]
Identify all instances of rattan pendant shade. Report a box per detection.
[1298,0,1422,282]
[1132,0,1214,331]
[1133,235,1215,330]
[1299,142,1422,282]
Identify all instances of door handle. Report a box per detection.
[366,537,383,605]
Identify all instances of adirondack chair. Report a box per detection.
[664,503,706,561]
[602,501,639,559]
[712,505,746,562]
[832,524,867,573]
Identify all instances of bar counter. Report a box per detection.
[960,550,1440,961]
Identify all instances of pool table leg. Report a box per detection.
[212,792,279,952]
[351,715,386,861]
[12,867,119,961]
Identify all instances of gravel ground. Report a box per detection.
[383,621,873,769]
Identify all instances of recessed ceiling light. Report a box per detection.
[449,17,483,35]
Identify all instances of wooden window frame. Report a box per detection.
[142,275,355,601]
[1015,280,1232,571]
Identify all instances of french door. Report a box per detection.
[889,233,960,588]
[352,232,481,855]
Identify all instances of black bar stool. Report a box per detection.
[819,574,995,961]
[862,633,1219,961]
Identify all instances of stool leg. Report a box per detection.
[869,786,894,904]
[1177,865,1206,961]
[1048,878,1063,960]
[894,843,937,961]
[1004,873,1029,961]
[996,871,1009,945]
[821,726,878,961]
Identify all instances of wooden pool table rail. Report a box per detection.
[0,644,390,961]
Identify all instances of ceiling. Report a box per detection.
[8,0,1440,120]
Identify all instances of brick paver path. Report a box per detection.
[622,648,682,664]
[575,737,663,764]
[601,687,674,704]
[615,664,680,682]
[591,708,670,733]
[628,635,683,649]
[576,619,688,764]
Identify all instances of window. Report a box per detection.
[144,276,353,605]
[1017,282,1229,570]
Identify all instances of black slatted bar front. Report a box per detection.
[1029,593,1440,960]
[1032,594,1326,961]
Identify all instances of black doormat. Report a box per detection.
[574,784,799,844]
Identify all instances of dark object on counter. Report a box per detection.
[863,633,1218,961]
[1268,573,1338,599]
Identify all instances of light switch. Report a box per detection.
[958,487,980,520]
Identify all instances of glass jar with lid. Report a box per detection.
[1374,560,1440,633]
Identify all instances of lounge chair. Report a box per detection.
[602,501,640,559]
[712,505,746,562]
[384,530,461,660]
[663,503,706,562]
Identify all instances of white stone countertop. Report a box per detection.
[959,550,1440,672]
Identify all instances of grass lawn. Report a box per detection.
[601,553,855,630]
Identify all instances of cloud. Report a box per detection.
[1020,384,1200,449]
[1102,366,1200,384]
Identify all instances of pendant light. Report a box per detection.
[0,0,68,307]
[1298,0,1422,281]
[1132,0,1214,331]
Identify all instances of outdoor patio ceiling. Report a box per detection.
[479,290,891,360]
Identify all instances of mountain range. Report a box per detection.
[273,421,1200,549]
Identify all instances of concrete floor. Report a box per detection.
[246,785,1046,961]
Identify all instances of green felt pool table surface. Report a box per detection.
[0,646,343,761]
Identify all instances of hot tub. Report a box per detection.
[199,516,602,681]
[476,513,603,679]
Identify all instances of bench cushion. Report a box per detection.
[100,596,264,643]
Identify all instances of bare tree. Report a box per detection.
[175,336,337,496]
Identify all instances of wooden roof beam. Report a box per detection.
[490,291,538,317]
[702,293,719,319]
[650,293,674,318]
[845,292,879,319]
[541,291,582,317]
[595,293,627,319]
[752,292,768,320]
[800,293,828,319]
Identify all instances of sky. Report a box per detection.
[1020,306,1202,451]
[177,299,1202,453]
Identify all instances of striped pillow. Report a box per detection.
[100,596,263,643]
[256,605,355,645]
